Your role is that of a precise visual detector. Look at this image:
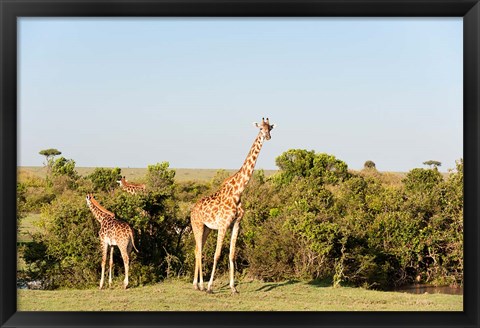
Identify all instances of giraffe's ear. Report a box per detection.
[253,122,260,128]
[270,123,276,129]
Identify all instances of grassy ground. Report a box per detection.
[18,213,43,271]
[18,166,449,184]
[18,213,41,243]
[17,278,462,311]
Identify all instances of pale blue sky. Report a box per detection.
[18,18,462,172]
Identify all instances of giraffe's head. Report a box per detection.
[116,176,126,186]
[86,193,94,206]
[86,193,115,218]
[253,117,276,141]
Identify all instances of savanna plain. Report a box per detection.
[17,154,463,311]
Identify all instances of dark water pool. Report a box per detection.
[393,284,463,295]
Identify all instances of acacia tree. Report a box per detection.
[39,148,62,174]
[423,160,442,169]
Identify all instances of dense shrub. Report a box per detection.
[87,167,121,192]
[364,160,376,170]
[244,216,301,281]
[47,157,80,193]
[146,162,176,193]
[275,149,350,185]
[51,157,79,180]
[241,150,462,289]
[17,171,55,213]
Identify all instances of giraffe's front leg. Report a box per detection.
[229,206,244,294]
[119,246,130,289]
[108,246,114,287]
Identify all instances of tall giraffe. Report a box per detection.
[190,117,275,294]
[86,193,139,289]
[117,176,146,195]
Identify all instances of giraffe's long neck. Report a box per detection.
[88,199,115,223]
[233,131,265,195]
[120,179,145,194]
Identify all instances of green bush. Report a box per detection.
[87,167,121,192]
[244,216,300,281]
[146,162,175,193]
[275,149,350,185]
[364,160,376,170]
[239,154,463,289]
[51,157,79,180]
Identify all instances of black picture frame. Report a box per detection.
[1,0,478,327]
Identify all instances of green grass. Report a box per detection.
[18,213,41,243]
[17,213,43,271]
[17,278,462,311]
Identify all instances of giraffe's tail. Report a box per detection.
[130,230,139,253]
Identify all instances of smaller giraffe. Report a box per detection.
[117,176,146,195]
[86,193,139,289]
[117,176,150,218]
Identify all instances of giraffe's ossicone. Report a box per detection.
[190,117,275,294]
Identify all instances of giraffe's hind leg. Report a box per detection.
[199,226,211,291]
[192,224,203,290]
[206,228,226,293]
[192,224,210,291]
[99,242,108,290]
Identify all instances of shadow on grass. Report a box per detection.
[255,279,300,292]
[307,278,333,288]
[206,277,332,295]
